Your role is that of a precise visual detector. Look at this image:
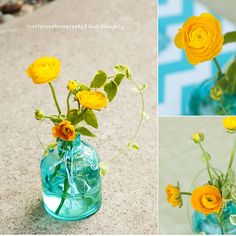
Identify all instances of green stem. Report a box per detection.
[55,176,69,215]
[107,78,144,163]
[225,137,236,182]
[213,58,223,78]
[130,79,145,140]
[48,82,62,115]
[218,102,228,115]
[181,192,192,196]
[66,92,72,116]
[198,143,213,181]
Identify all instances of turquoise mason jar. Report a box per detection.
[40,135,102,221]
[189,79,236,115]
[192,201,236,234]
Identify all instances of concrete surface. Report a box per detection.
[0,0,157,234]
[159,117,236,234]
[199,0,236,25]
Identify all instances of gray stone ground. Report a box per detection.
[0,0,157,234]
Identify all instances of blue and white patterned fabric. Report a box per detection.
[158,0,236,115]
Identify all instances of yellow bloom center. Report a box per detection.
[76,90,107,109]
[26,56,61,84]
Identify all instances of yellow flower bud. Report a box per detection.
[192,132,204,143]
[223,117,236,133]
[34,109,45,120]
[210,86,223,101]
[67,80,79,92]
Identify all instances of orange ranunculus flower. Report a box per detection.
[76,90,107,109]
[191,185,223,215]
[165,184,182,208]
[174,13,224,65]
[223,117,236,133]
[26,56,61,84]
[52,120,76,141]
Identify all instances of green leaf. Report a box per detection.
[75,127,96,137]
[227,169,235,184]
[49,115,63,124]
[223,31,236,45]
[142,111,150,120]
[222,185,231,198]
[83,109,98,129]
[99,162,109,177]
[225,58,236,84]
[128,142,140,150]
[201,152,211,161]
[114,64,131,79]
[90,70,107,88]
[79,84,90,91]
[114,73,125,86]
[47,142,57,150]
[230,215,236,226]
[67,109,82,125]
[104,80,118,102]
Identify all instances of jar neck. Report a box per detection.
[57,134,81,152]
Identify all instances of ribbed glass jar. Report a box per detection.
[40,135,102,221]
[192,201,236,234]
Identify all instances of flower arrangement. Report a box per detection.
[26,56,146,220]
[174,13,236,115]
[165,117,236,234]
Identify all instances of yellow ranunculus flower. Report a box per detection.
[191,185,222,215]
[67,80,78,91]
[165,184,182,208]
[76,90,107,109]
[192,132,204,144]
[26,56,61,84]
[174,13,224,65]
[223,117,236,132]
[52,120,76,141]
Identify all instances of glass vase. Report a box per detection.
[40,135,102,221]
[192,201,236,234]
[188,79,236,115]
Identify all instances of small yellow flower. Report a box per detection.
[26,56,61,84]
[174,13,224,65]
[52,120,76,141]
[165,184,182,208]
[191,185,222,215]
[67,80,78,91]
[192,132,204,143]
[76,90,107,109]
[223,117,236,133]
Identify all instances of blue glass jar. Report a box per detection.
[189,79,236,115]
[40,135,102,221]
[192,201,236,234]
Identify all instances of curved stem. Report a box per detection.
[130,79,145,140]
[107,78,144,163]
[218,102,228,115]
[225,137,236,182]
[213,58,223,78]
[48,82,62,115]
[198,143,213,181]
[66,92,71,116]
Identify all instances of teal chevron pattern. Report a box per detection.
[158,0,236,115]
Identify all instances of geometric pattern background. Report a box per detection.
[158,0,236,115]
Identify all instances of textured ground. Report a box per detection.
[0,0,157,234]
